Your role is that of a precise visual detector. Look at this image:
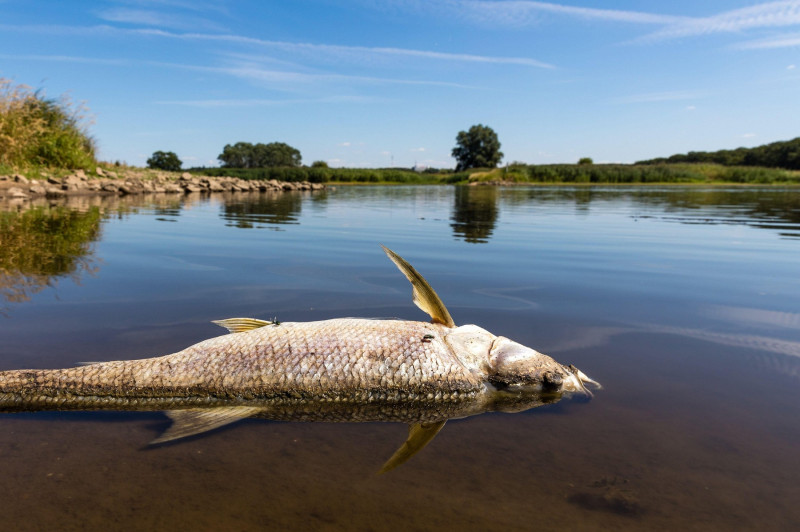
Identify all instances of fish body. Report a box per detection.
[0,319,480,410]
[0,318,584,411]
[0,246,599,471]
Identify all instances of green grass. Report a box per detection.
[462,163,800,185]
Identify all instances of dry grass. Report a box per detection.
[0,78,96,170]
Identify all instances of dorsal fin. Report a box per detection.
[381,245,456,328]
[378,420,447,474]
[150,406,263,444]
[212,318,273,334]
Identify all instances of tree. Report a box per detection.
[451,124,503,171]
[217,142,253,168]
[253,142,302,167]
[218,141,302,168]
[578,157,593,165]
[146,150,182,171]
[311,160,329,168]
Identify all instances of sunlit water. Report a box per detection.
[1,186,799,531]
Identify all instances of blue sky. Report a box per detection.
[1,1,799,168]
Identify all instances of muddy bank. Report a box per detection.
[0,168,324,201]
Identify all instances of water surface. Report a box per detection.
[1,186,799,531]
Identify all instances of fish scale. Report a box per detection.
[0,318,483,410]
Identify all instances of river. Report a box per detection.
[1,185,798,531]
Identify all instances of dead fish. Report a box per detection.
[0,246,599,471]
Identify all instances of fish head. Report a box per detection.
[487,336,600,397]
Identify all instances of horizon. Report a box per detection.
[1,1,798,168]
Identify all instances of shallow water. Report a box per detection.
[1,186,799,531]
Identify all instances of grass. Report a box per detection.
[462,163,800,185]
[0,78,96,170]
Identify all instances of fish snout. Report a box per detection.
[563,364,602,397]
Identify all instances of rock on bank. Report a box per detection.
[0,169,324,201]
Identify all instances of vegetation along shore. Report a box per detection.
[2,77,799,190]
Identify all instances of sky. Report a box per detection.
[1,1,799,169]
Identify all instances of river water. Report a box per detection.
[1,186,799,531]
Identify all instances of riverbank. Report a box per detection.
[0,168,325,201]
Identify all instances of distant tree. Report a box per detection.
[578,157,593,165]
[146,150,182,171]
[254,142,302,167]
[218,142,253,168]
[451,124,503,171]
[311,160,329,168]
[218,141,301,168]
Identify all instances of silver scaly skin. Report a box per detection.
[0,320,480,410]
[0,247,600,471]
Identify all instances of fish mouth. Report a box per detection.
[565,364,602,397]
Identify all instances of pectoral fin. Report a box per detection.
[212,318,273,334]
[151,406,264,444]
[378,420,447,474]
[381,245,456,327]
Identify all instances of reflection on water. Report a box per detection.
[1,185,799,530]
[0,205,101,308]
[450,186,499,243]
[504,186,800,239]
[220,191,305,228]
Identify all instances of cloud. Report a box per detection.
[410,147,426,152]
[0,23,553,69]
[734,32,800,50]
[215,63,478,89]
[155,96,380,107]
[456,0,685,26]
[0,53,127,65]
[613,90,707,104]
[641,1,800,42]
[789,64,797,69]
[742,133,757,138]
[96,7,227,31]
[141,27,554,68]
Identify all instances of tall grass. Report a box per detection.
[0,78,96,169]
[468,163,800,185]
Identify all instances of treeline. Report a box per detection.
[190,166,453,184]
[637,137,800,170]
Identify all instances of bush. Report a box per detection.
[0,78,96,169]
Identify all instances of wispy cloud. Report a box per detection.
[734,32,800,50]
[0,53,127,65]
[134,27,554,68]
[613,90,707,104]
[456,0,684,26]
[641,0,800,42]
[216,64,478,89]
[96,0,230,31]
[155,95,378,107]
[0,23,553,69]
